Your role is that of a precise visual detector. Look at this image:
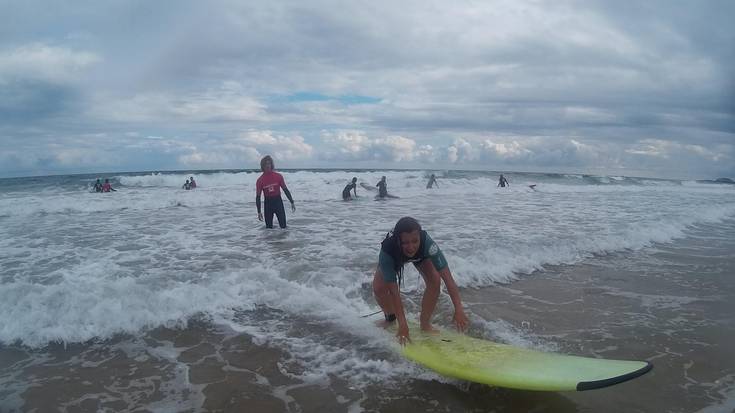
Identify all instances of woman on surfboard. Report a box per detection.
[372,216,468,345]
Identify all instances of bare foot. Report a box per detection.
[420,324,440,334]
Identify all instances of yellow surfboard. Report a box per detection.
[394,324,652,391]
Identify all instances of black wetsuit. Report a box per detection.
[376,180,388,197]
[264,196,287,228]
[342,182,356,199]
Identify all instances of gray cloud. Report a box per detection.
[0,0,733,178]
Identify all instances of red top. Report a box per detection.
[256,171,286,198]
[102,183,112,192]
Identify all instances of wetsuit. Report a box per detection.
[378,230,447,285]
[376,180,388,198]
[94,182,103,192]
[426,176,437,189]
[342,182,356,200]
[256,171,294,228]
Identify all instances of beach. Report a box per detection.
[1,169,734,412]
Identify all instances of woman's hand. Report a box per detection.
[291,202,296,212]
[453,308,469,332]
[257,212,263,221]
[396,322,411,346]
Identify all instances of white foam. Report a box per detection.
[1,169,735,354]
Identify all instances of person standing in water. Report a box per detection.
[426,173,438,189]
[498,174,509,188]
[102,179,116,192]
[255,155,295,229]
[376,176,388,198]
[183,179,191,190]
[372,216,468,345]
[93,179,103,193]
[342,177,358,200]
[189,176,197,189]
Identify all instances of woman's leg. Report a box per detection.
[418,260,441,330]
[372,269,395,318]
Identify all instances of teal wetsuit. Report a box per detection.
[378,230,447,283]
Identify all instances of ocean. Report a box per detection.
[1,169,734,412]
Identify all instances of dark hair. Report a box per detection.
[260,155,274,172]
[381,217,422,286]
[352,177,357,182]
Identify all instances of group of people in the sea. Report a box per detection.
[251,155,520,346]
[92,178,116,192]
[182,176,197,190]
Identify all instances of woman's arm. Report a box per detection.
[438,267,468,331]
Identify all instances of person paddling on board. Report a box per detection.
[255,155,295,229]
[342,177,358,200]
[372,216,468,345]
[102,179,116,192]
[426,173,438,189]
[497,174,509,188]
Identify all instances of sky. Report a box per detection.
[1,0,733,179]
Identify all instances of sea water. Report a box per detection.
[1,169,734,412]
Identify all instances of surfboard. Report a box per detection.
[360,182,377,191]
[390,324,652,391]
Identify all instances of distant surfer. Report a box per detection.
[528,184,537,191]
[189,176,197,189]
[376,176,388,198]
[183,179,191,190]
[342,177,358,200]
[426,173,438,189]
[372,216,468,345]
[375,176,398,199]
[93,178,103,193]
[102,179,116,192]
[497,174,509,188]
[255,155,295,229]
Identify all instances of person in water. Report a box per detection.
[342,177,358,200]
[376,176,388,198]
[183,179,191,190]
[93,178,103,193]
[255,155,295,229]
[373,216,468,345]
[498,174,509,188]
[189,176,197,189]
[426,173,438,189]
[102,179,116,192]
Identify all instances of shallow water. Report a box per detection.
[1,169,734,411]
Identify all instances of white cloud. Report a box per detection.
[0,43,99,83]
[320,131,419,162]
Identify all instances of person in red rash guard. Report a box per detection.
[255,155,295,228]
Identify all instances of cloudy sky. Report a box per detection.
[1,0,733,179]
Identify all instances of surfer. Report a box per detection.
[102,179,116,192]
[93,178,103,193]
[426,173,438,189]
[497,174,509,188]
[189,176,197,189]
[376,176,388,198]
[372,216,468,345]
[183,179,191,190]
[255,155,295,229]
[342,177,358,200]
